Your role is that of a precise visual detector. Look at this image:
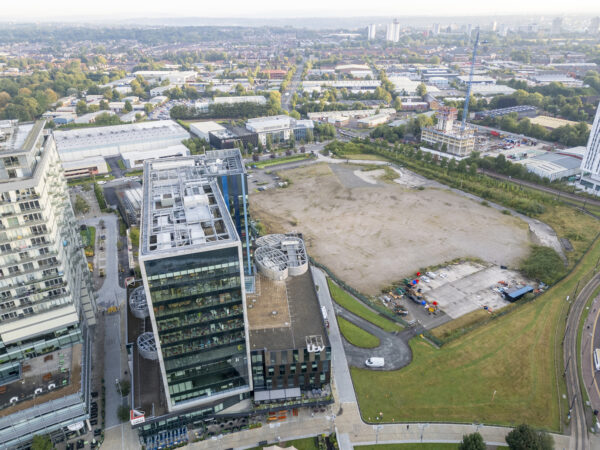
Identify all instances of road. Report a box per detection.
[482,170,600,208]
[582,293,600,429]
[281,63,304,112]
[564,270,600,450]
[80,214,127,430]
[332,298,415,371]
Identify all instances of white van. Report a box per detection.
[594,349,600,371]
[365,357,385,368]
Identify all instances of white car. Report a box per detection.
[365,357,385,368]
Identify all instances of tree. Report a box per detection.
[416,83,427,97]
[459,432,485,450]
[124,100,132,112]
[31,435,53,450]
[99,99,109,110]
[74,195,90,214]
[506,424,554,450]
[393,96,403,112]
[76,99,87,115]
[117,405,129,422]
[144,103,154,114]
[290,110,301,119]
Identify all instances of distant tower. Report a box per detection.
[552,17,563,34]
[590,17,600,34]
[491,21,498,32]
[393,19,401,42]
[386,21,400,42]
[466,24,473,38]
[367,24,377,40]
[580,102,600,194]
[433,23,441,35]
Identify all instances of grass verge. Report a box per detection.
[80,226,96,255]
[249,437,318,450]
[252,154,311,169]
[350,236,600,430]
[338,317,381,348]
[328,279,403,333]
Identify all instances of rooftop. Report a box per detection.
[53,120,188,151]
[0,120,43,155]
[248,270,329,352]
[140,152,244,256]
[0,344,82,418]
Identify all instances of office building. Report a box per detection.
[580,103,600,193]
[590,17,600,34]
[0,120,96,448]
[246,116,314,146]
[249,234,331,405]
[421,107,475,156]
[367,24,377,40]
[138,154,252,413]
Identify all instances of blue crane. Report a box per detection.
[461,28,480,132]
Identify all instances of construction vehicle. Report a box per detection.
[87,262,93,272]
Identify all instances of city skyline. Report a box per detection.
[2,0,599,21]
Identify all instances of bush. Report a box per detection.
[93,183,107,210]
[520,245,566,285]
[74,195,90,214]
[505,424,554,450]
[117,405,129,422]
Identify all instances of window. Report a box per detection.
[19,200,40,212]
[22,262,34,271]
[31,236,47,246]
[3,156,19,167]
[39,247,50,256]
[24,213,43,222]
[301,363,307,373]
[30,225,47,236]
[7,169,17,179]
[0,243,11,252]
[8,266,19,275]
[279,365,286,376]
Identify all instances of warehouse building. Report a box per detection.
[518,152,582,181]
[474,105,538,120]
[53,120,190,175]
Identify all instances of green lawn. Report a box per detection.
[355,444,458,450]
[327,279,403,333]
[338,317,381,348]
[117,159,126,170]
[249,436,318,450]
[351,236,600,430]
[80,226,96,252]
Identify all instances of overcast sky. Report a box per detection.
[3,0,599,20]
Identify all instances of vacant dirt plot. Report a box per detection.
[250,163,531,295]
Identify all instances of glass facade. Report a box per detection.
[251,347,331,391]
[144,245,249,408]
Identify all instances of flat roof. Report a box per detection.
[140,153,244,256]
[248,270,329,352]
[0,344,82,418]
[189,121,225,134]
[54,120,188,151]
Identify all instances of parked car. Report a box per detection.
[365,357,385,368]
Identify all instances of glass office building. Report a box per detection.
[139,157,251,412]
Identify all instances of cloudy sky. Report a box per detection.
[3,0,599,20]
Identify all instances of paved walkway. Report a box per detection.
[581,293,600,424]
[80,214,127,430]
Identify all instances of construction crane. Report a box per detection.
[461,28,480,132]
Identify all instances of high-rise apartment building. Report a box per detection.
[367,24,377,40]
[386,20,400,42]
[580,103,600,194]
[0,120,96,448]
[139,156,252,413]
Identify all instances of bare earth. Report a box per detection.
[250,163,531,295]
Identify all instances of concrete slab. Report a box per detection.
[418,263,531,319]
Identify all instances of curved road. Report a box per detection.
[565,271,600,450]
[333,301,414,370]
